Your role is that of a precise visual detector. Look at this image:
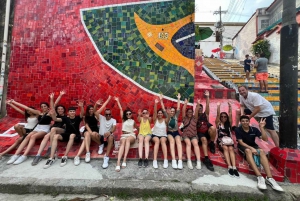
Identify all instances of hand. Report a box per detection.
[184,98,188,104]
[114,97,119,102]
[5,99,12,105]
[228,101,232,107]
[216,102,220,106]
[104,132,111,138]
[138,109,142,116]
[77,100,84,107]
[251,147,258,155]
[154,99,159,104]
[177,93,181,100]
[96,99,103,105]
[166,108,171,115]
[60,90,66,96]
[48,108,55,116]
[159,94,163,100]
[197,99,201,104]
[259,118,266,128]
[49,92,54,99]
[204,90,209,97]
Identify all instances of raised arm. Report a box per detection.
[228,101,233,126]
[49,108,62,122]
[54,90,66,107]
[11,100,41,115]
[93,99,103,114]
[182,98,188,118]
[204,90,210,116]
[259,118,268,141]
[159,94,166,111]
[114,97,123,120]
[137,109,142,123]
[194,99,201,119]
[94,96,110,117]
[215,102,221,126]
[77,101,84,118]
[49,92,55,111]
[176,93,181,111]
[6,100,25,115]
[153,99,159,122]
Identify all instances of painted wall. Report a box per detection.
[232,15,257,60]
[7,0,195,120]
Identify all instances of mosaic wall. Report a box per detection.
[7,0,195,120]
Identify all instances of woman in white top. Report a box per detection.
[115,97,138,172]
[152,98,171,169]
[0,100,38,160]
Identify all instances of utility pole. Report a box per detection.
[279,0,298,148]
[213,7,227,54]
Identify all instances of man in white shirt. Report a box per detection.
[238,86,279,147]
[94,96,116,168]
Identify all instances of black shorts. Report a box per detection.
[60,133,81,143]
[243,109,275,130]
[83,127,99,134]
[167,131,180,138]
[99,135,110,146]
[244,66,251,72]
[151,134,167,140]
[25,128,33,134]
[238,144,259,159]
[197,131,211,141]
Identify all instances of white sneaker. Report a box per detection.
[85,152,91,163]
[265,177,284,192]
[98,144,104,155]
[13,155,27,165]
[153,160,158,169]
[60,156,68,167]
[163,159,168,169]
[44,158,56,169]
[245,79,248,83]
[171,160,178,169]
[74,156,80,166]
[196,160,202,170]
[177,160,183,170]
[187,160,193,170]
[7,155,20,164]
[257,176,267,190]
[102,156,109,169]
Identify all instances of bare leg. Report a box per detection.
[49,128,60,147]
[259,80,264,91]
[267,129,279,147]
[200,137,208,156]
[191,138,201,161]
[64,134,75,156]
[84,131,91,153]
[36,133,50,155]
[0,137,23,157]
[14,132,37,155]
[160,137,168,160]
[263,80,268,92]
[184,138,191,160]
[235,109,241,127]
[138,135,145,159]
[245,149,261,176]
[152,137,160,160]
[23,131,46,156]
[50,134,63,159]
[122,136,135,163]
[116,139,126,166]
[144,135,151,159]
[259,149,272,178]
[228,146,236,167]
[208,126,217,142]
[222,145,232,167]
[167,135,175,160]
[75,141,86,157]
[106,135,114,156]
[175,135,183,160]
[246,71,250,80]
[14,124,26,136]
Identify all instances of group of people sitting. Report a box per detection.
[0,88,283,191]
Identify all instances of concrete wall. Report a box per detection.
[232,15,257,60]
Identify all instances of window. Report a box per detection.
[261,19,269,29]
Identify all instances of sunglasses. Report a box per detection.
[221,116,227,118]
[105,114,111,116]
[126,113,132,115]
[142,112,147,114]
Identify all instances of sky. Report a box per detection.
[195,0,275,22]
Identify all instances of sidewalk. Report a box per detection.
[0,157,299,201]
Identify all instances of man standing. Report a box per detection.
[197,90,216,171]
[254,53,269,92]
[235,115,283,191]
[238,86,279,147]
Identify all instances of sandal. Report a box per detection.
[121,162,127,168]
[115,166,120,172]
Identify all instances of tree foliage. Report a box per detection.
[251,39,271,59]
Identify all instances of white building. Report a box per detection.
[195,22,245,58]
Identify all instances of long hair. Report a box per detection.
[40,102,49,108]
[220,112,231,131]
[85,105,94,123]
[123,109,132,121]
[24,106,35,121]
[55,105,66,116]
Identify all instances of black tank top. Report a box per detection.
[38,115,52,125]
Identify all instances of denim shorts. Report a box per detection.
[167,130,180,138]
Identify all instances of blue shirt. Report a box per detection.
[235,126,261,147]
[244,59,251,68]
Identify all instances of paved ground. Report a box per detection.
[0,156,299,201]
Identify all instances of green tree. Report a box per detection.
[251,39,271,59]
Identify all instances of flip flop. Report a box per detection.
[121,162,127,168]
[115,166,120,172]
